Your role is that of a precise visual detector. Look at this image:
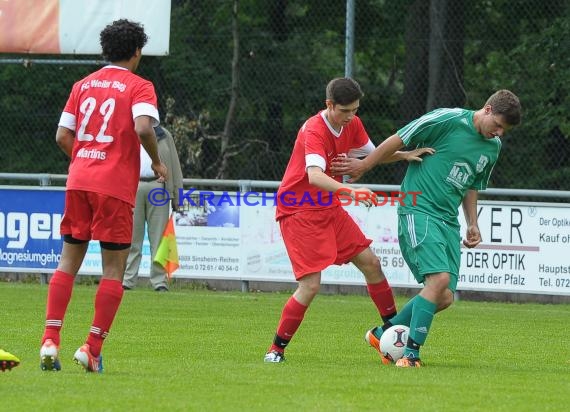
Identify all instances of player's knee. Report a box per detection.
[428,272,451,293]
[305,282,321,297]
[299,279,321,297]
[438,289,454,311]
[371,255,382,272]
[364,255,382,276]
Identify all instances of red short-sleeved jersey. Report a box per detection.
[276,111,370,220]
[59,65,159,206]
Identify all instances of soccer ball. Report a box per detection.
[379,325,410,363]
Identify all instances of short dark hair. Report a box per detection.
[100,19,148,62]
[486,89,522,126]
[326,78,364,105]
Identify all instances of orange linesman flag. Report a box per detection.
[154,215,179,279]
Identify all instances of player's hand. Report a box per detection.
[152,162,168,182]
[463,224,481,248]
[350,187,376,208]
[330,157,366,183]
[404,147,435,162]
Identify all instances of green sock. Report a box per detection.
[404,295,437,358]
[373,295,419,339]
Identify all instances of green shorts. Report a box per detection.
[398,212,460,292]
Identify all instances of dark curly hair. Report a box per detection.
[100,19,148,62]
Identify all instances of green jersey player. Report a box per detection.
[331,90,522,367]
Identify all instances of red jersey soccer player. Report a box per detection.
[39,19,167,373]
[264,78,432,362]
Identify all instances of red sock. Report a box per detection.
[42,270,75,346]
[86,278,124,357]
[270,296,308,353]
[367,279,397,321]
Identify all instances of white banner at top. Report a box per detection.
[0,0,170,55]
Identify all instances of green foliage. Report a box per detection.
[2,283,570,411]
[465,4,570,189]
[0,59,93,173]
[0,1,568,188]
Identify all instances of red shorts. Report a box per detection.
[279,206,372,279]
[60,190,133,244]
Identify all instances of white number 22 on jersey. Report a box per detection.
[77,97,116,142]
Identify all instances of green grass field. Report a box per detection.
[1,282,569,411]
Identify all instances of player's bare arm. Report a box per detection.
[390,147,435,163]
[307,166,375,207]
[55,126,75,158]
[462,189,482,248]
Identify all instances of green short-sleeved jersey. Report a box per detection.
[397,108,501,226]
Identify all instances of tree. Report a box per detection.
[426,0,465,110]
[463,0,570,190]
[400,0,430,125]
[217,0,240,179]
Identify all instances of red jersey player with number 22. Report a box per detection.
[39,19,167,373]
